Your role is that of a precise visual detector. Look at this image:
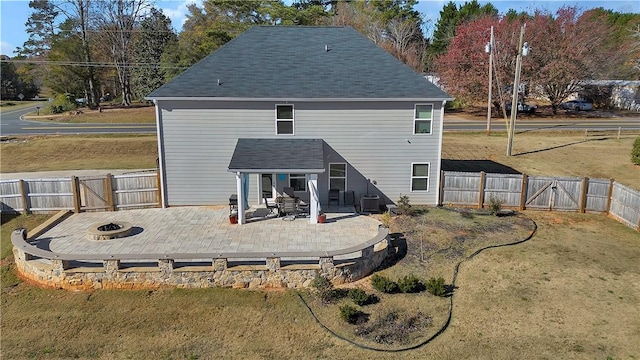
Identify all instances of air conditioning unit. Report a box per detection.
[360,194,379,213]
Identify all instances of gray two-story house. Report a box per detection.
[147,26,452,224]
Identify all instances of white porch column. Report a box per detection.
[308,174,319,224]
[236,172,246,224]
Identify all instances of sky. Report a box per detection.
[1,0,639,56]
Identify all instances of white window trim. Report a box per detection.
[410,162,430,192]
[289,173,306,191]
[328,163,347,191]
[413,103,433,135]
[275,104,294,135]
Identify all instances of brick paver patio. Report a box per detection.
[34,206,381,257]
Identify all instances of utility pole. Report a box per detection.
[507,23,526,156]
[486,26,494,136]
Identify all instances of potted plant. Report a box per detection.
[317,212,326,223]
[229,212,238,224]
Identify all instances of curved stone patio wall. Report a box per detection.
[12,228,390,291]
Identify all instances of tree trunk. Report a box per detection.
[77,0,98,108]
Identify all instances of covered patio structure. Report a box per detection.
[228,138,325,225]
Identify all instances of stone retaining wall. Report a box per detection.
[12,234,389,291]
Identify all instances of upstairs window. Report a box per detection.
[411,163,430,191]
[276,105,294,135]
[414,104,433,134]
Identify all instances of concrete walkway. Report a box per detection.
[34,206,380,259]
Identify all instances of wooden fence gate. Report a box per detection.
[78,176,112,211]
[524,177,582,211]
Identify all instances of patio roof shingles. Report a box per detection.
[228,138,325,173]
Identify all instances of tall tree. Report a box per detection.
[525,7,612,112]
[132,7,177,99]
[328,0,426,71]
[435,7,613,112]
[45,18,91,97]
[0,56,39,100]
[55,0,99,107]
[164,0,283,79]
[95,0,151,106]
[16,0,59,58]
[428,0,498,62]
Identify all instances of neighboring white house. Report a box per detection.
[580,80,640,111]
[147,26,452,224]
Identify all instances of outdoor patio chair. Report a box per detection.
[328,189,340,206]
[281,197,299,217]
[263,196,279,215]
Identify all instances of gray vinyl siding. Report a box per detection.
[157,100,443,206]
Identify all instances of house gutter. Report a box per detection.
[227,168,325,174]
[145,97,455,102]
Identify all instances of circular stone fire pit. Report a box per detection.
[87,221,133,241]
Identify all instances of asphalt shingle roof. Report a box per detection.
[228,138,325,173]
[148,26,451,99]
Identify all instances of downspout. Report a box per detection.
[436,100,447,206]
[154,100,167,208]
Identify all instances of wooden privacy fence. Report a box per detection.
[440,171,640,231]
[0,172,160,214]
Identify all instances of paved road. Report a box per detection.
[0,104,155,135]
[445,115,640,132]
[1,104,638,135]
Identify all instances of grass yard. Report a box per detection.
[442,131,640,188]
[0,134,158,173]
[1,131,637,186]
[1,210,638,359]
[0,100,48,113]
[22,104,155,124]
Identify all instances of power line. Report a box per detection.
[0,59,188,69]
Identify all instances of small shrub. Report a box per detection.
[310,274,334,303]
[488,196,503,215]
[340,305,368,325]
[397,274,424,293]
[349,288,374,306]
[632,137,640,165]
[426,276,446,297]
[397,194,412,216]
[48,93,77,114]
[370,274,399,293]
[379,211,392,228]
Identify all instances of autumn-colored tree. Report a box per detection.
[436,7,614,113]
[524,7,612,112]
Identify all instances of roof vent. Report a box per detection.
[325,45,331,52]
[217,79,222,86]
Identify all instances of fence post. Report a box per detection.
[70,176,81,213]
[19,179,30,214]
[579,177,588,213]
[104,174,115,211]
[156,170,162,208]
[519,173,528,211]
[478,171,486,208]
[438,170,445,206]
[605,179,615,214]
